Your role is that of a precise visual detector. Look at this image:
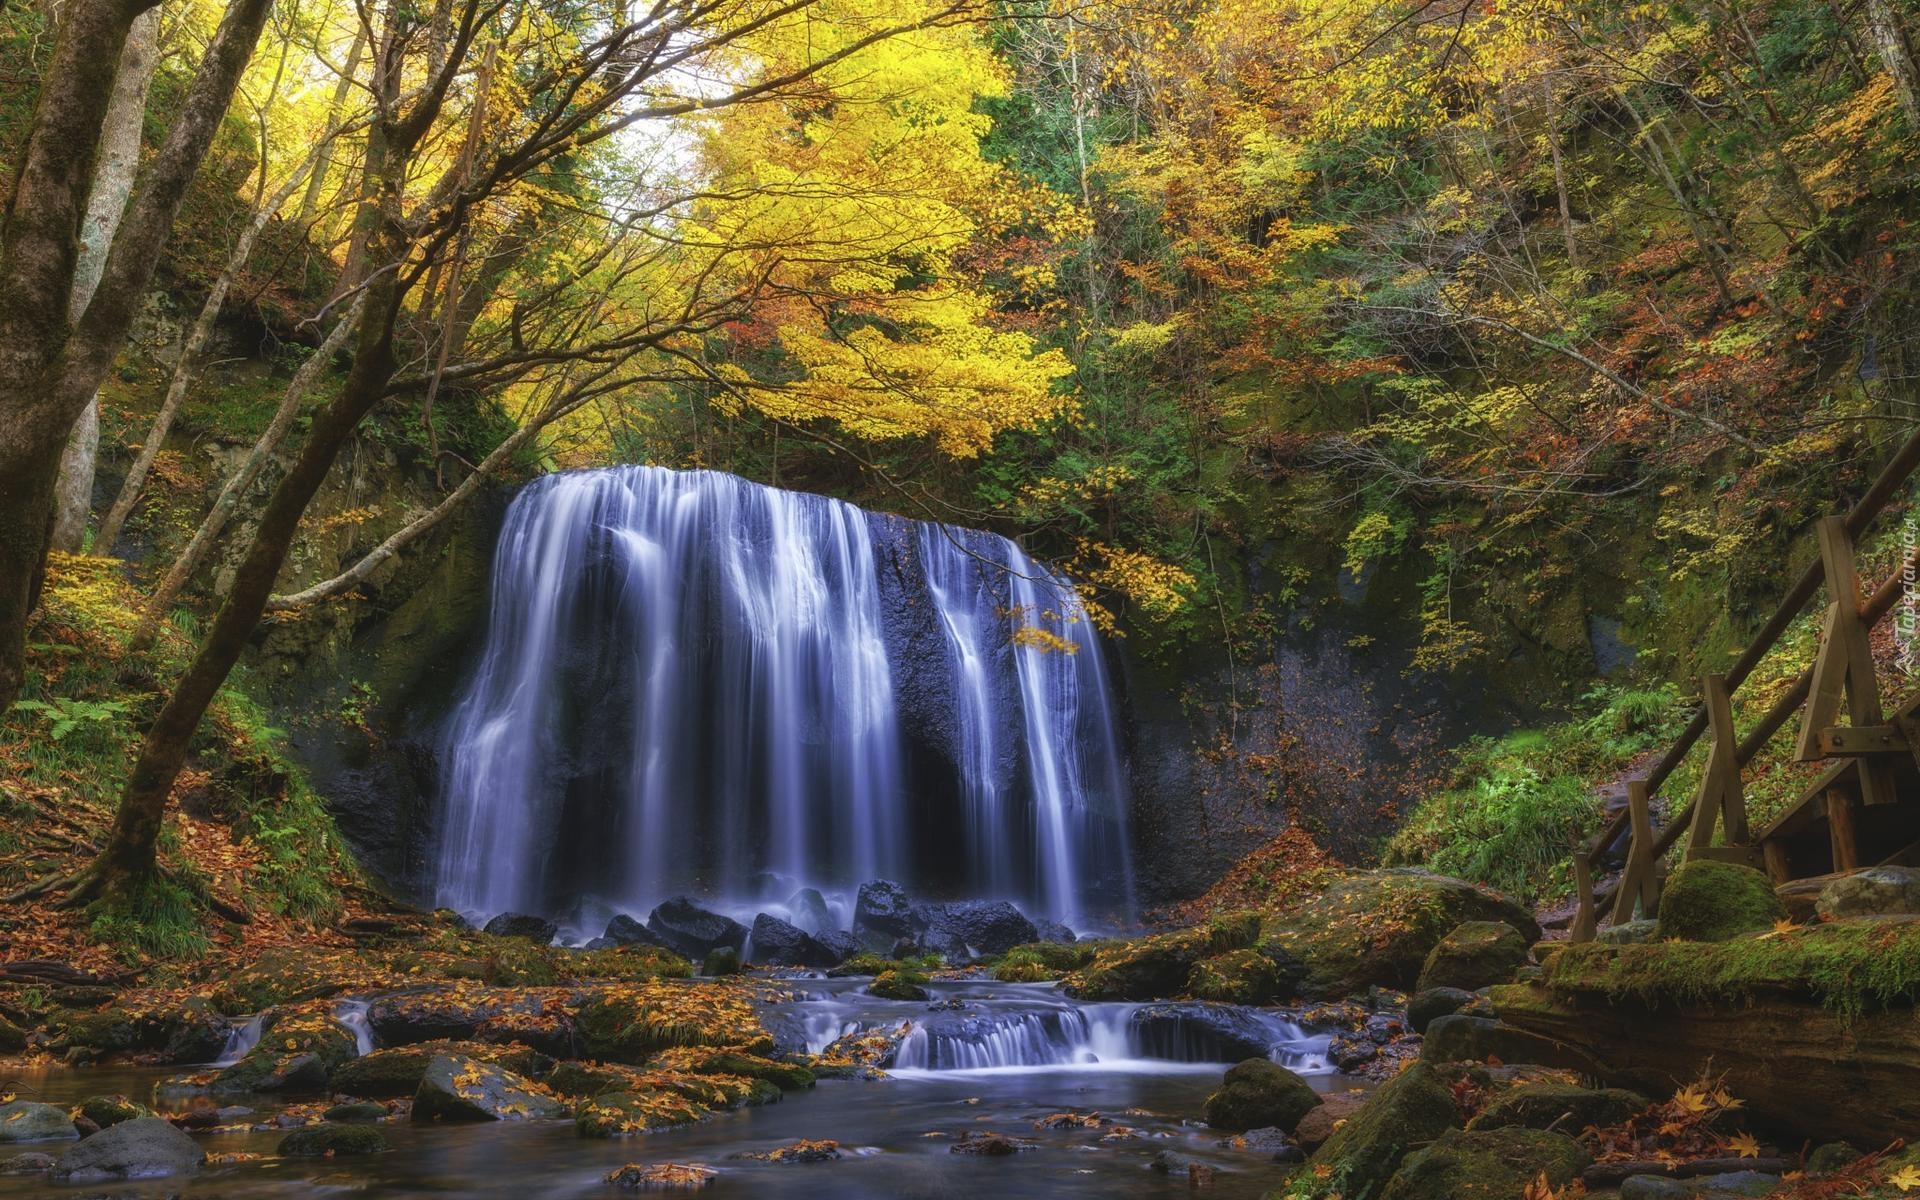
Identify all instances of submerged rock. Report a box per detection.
[647,897,749,959]
[1654,861,1786,942]
[412,1053,568,1122]
[950,1130,1040,1155]
[0,1102,77,1144]
[1417,921,1530,992]
[786,888,834,936]
[50,1117,202,1182]
[732,1138,844,1163]
[750,913,837,968]
[482,912,558,943]
[1128,1001,1289,1061]
[278,1123,390,1156]
[606,1161,718,1190]
[1380,1126,1589,1200]
[1203,1058,1322,1133]
[0,1151,54,1175]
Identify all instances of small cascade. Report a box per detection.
[434,466,1133,924]
[894,1009,1095,1071]
[213,1013,264,1067]
[334,999,374,1057]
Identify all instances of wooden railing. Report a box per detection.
[1570,423,1920,941]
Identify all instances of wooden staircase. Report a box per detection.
[1570,428,1920,940]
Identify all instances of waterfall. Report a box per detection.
[434,466,1133,925]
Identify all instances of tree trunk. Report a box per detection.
[1865,0,1920,130]
[50,6,161,552]
[0,0,275,717]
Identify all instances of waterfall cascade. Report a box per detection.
[434,466,1133,927]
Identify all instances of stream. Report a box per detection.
[0,978,1344,1199]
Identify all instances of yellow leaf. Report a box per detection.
[1890,1164,1920,1191]
[1727,1132,1760,1158]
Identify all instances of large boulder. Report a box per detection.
[603,914,669,948]
[572,981,773,1063]
[853,880,918,940]
[1188,948,1302,1004]
[749,913,837,968]
[1421,1015,1602,1074]
[0,1102,77,1144]
[1407,987,1476,1034]
[482,912,558,943]
[210,1011,359,1094]
[914,901,1038,958]
[1293,1092,1368,1150]
[1816,866,1920,921]
[1654,861,1786,942]
[814,930,863,965]
[50,1117,202,1181]
[1063,926,1221,1000]
[72,1095,152,1131]
[1417,921,1530,992]
[1292,1060,1461,1199]
[1266,871,1541,998]
[1380,1127,1589,1200]
[646,897,749,960]
[330,1040,549,1097]
[412,1052,568,1122]
[1203,1058,1322,1133]
[1467,1082,1647,1133]
[787,888,834,936]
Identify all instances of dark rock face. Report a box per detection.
[749,913,836,968]
[1128,1003,1292,1062]
[854,880,917,939]
[1465,1083,1647,1133]
[51,1118,203,1182]
[914,900,1038,957]
[645,897,748,959]
[1032,918,1077,944]
[603,914,667,948]
[482,912,558,943]
[1420,1015,1602,1074]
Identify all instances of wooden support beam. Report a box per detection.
[1827,788,1860,873]
[1688,674,1747,858]
[1816,725,1909,756]
[1615,779,1659,923]
[1762,838,1790,884]
[1798,517,1898,805]
[1571,853,1597,943]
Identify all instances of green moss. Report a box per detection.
[1281,1060,1462,1199]
[1379,1127,1589,1200]
[1537,920,1920,1018]
[992,941,1098,982]
[1654,860,1787,942]
[1203,1058,1321,1132]
[867,969,929,1000]
[1189,948,1286,1004]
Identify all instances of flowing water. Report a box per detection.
[1,980,1339,1200]
[433,466,1134,930]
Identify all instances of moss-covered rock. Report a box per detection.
[1203,1058,1322,1132]
[1417,922,1529,992]
[328,1040,547,1097]
[1189,948,1293,1004]
[1287,1061,1462,1199]
[648,1048,814,1091]
[412,1053,567,1122]
[992,942,1096,982]
[1466,1083,1646,1133]
[210,1011,359,1095]
[322,1101,389,1122]
[71,1096,152,1130]
[573,982,773,1063]
[1063,917,1260,1001]
[1420,1015,1601,1073]
[1655,861,1786,943]
[1815,866,1920,921]
[1379,1127,1589,1200]
[867,969,929,1001]
[1264,872,1540,999]
[278,1123,389,1156]
[0,1016,25,1054]
[575,1090,709,1137]
[1407,987,1475,1034]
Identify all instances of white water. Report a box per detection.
[433,466,1133,926]
[212,1013,264,1067]
[334,999,374,1057]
